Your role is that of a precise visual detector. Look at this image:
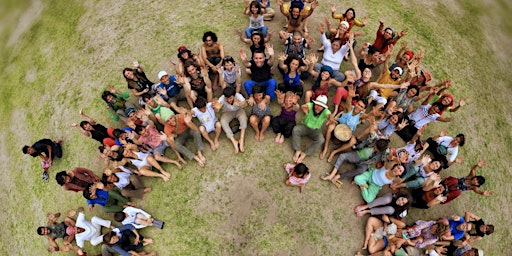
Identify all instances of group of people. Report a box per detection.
[24,1,494,255]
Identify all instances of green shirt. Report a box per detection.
[357,147,374,160]
[301,103,331,129]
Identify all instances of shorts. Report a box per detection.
[154,141,169,156]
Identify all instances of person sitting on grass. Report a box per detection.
[22,138,63,177]
[201,31,225,91]
[114,206,164,230]
[164,112,206,167]
[218,56,242,93]
[353,163,405,203]
[283,162,311,193]
[461,211,494,246]
[83,182,136,213]
[134,119,185,168]
[103,224,156,256]
[395,90,452,142]
[426,130,465,169]
[122,61,157,108]
[191,96,222,151]
[271,90,300,144]
[101,166,151,199]
[390,155,443,190]
[291,94,332,163]
[248,84,272,142]
[320,85,368,160]
[214,86,248,154]
[241,46,277,100]
[371,20,406,55]
[236,30,269,59]
[172,45,205,77]
[55,167,100,192]
[155,70,186,113]
[111,144,172,181]
[277,53,308,97]
[441,160,493,204]
[72,207,113,248]
[243,0,269,39]
[179,62,213,108]
[141,93,176,126]
[354,191,412,220]
[101,85,136,122]
[71,108,116,146]
[277,0,318,38]
[322,139,389,187]
[37,210,77,253]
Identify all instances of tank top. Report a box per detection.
[280,106,297,122]
[372,168,393,186]
[336,106,361,131]
[249,14,264,29]
[358,58,375,71]
[284,70,301,87]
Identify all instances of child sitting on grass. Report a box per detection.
[283,162,311,193]
[271,90,300,144]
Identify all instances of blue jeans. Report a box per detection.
[244,78,277,100]
[245,26,268,38]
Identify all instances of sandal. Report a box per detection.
[334,180,343,189]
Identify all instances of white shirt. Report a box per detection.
[218,93,246,112]
[408,104,439,129]
[320,33,349,71]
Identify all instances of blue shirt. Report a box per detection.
[449,216,466,240]
[158,75,182,100]
[86,189,109,206]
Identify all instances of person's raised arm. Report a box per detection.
[240,49,251,68]
[348,34,361,79]
[236,29,252,45]
[278,53,288,70]
[302,0,318,19]
[266,43,275,65]
[243,0,250,15]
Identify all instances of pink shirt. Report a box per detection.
[285,163,311,185]
[140,127,162,149]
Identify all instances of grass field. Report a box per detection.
[1,0,511,255]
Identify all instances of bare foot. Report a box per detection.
[274,135,280,143]
[193,156,205,167]
[231,140,239,154]
[173,161,182,169]
[293,151,301,163]
[162,175,170,182]
[327,152,337,163]
[214,139,220,150]
[319,149,327,160]
[278,135,284,144]
[297,152,306,163]
[209,142,216,151]
[258,133,264,142]
[144,188,152,193]
[321,173,333,181]
[254,133,260,142]
[239,139,245,153]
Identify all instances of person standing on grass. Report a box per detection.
[291,94,332,164]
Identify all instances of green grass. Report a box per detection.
[1,0,512,255]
